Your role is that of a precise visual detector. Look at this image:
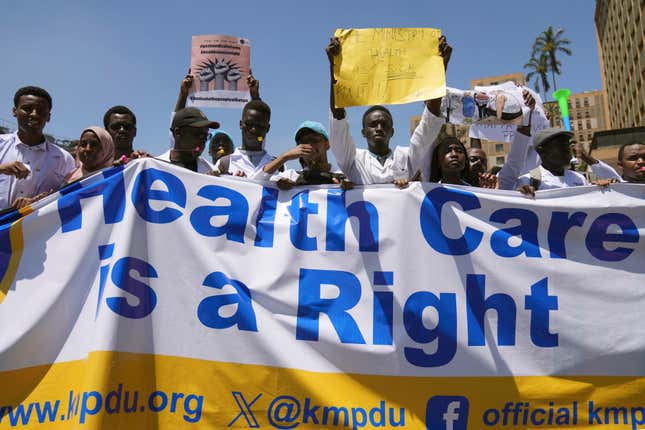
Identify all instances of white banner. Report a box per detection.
[0,159,643,429]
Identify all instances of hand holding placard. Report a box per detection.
[332,28,446,107]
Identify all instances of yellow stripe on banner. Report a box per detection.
[0,219,25,304]
[17,206,33,217]
[1,351,644,429]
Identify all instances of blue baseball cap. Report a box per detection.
[294,121,329,144]
[210,130,234,143]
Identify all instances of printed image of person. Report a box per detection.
[263,121,351,190]
[64,127,115,183]
[326,35,451,185]
[0,86,75,210]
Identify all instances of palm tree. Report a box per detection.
[524,53,550,101]
[532,26,572,90]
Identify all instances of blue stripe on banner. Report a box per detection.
[0,208,22,228]
[0,223,12,282]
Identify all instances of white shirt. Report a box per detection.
[213,148,274,180]
[588,160,622,181]
[517,165,588,190]
[329,106,444,184]
[156,150,214,174]
[0,133,75,210]
[498,132,623,190]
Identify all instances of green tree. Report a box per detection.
[524,53,550,101]
[532,26,572,90]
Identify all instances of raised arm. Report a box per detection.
[248,70,261,101]
[326,36,359,179]
[174,70,193,112]
[410,36,452,182]
[572,141,622,181]
[497,90,537,190]
[262,145,314,174]
[327,37,346,120]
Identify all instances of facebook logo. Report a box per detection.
[426,396,469,430]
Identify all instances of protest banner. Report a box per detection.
[332,28,446,107]
[188,35,251,108]
[441,82,551,143]
[0,159,644,429]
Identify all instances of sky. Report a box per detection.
[0,0,601,163]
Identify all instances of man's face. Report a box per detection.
[538,134,572,170]
[174,126,209,156]
[362,110,394,155]
[209,135,234,163]
[106,113,136,150]
[297,130,329,169]
[240,108,270,151]
[13,95,50,135]
[619,143,645,183]
[467,148,488,175]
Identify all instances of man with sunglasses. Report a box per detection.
[156,107,219,173]
[103,105,139,160]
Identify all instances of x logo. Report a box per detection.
[229,392,262,428]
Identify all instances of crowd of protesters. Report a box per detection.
[0,35,643,212]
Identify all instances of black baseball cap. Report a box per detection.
[172,107,220,129]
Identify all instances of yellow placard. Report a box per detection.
[332,28,446,107]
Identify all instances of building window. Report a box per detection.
[575,100,581,108]
[583,98,589,107]
[495,143,504,152]
[586,120,592,129]
[496,156,505,165]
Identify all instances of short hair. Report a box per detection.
[103,105,137,128]
[242,100,271,121]
[14,86,52,110]
[362,105,393,128]
[617,140,645,161]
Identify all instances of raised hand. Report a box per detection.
[180,70,194,95]
[214,59,230,90]
[247,70,260,100]
[284,144,315,161]
[438,35,453,70]
[226,68,242,90]
[326,37,341,64]
[199,66,215,91]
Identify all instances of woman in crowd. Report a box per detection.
[429,136,474,185]
[64,126,115,183]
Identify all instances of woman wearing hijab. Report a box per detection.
[65,126,115,183]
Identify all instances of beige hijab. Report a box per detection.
[65,126,115,183]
